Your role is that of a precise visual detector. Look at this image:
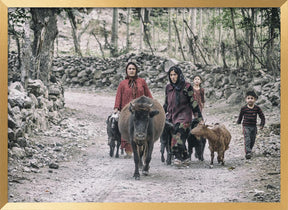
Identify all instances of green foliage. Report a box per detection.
[259,8,280,30]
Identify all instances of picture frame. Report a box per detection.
[0,0,287,209]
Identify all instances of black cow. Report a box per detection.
[106,113,121,158]
[119,96,165,180]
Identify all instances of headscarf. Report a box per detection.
[168,66,186,105]
[125,61,139,99]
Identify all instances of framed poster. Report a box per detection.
[0,0,287,209]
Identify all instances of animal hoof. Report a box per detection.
[115,154,119,158]
[133,174,140,180]
[209,165,214,169]
[142,171,149,176]
[161,156,165,162]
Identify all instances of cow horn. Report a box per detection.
[130,102,135,108]
[149,103,153,108]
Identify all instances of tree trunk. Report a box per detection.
[21,21,33,88]
[168,9,171,51]
[139,8,144,52]
[266,8,278,80]
[30,8,58,85]
[199,8,203,41]
[110,8,118,57]
[139,12,154,55]
[250,9,255,60]
[230,8,240,68]
[241,9,251,68]
[173,19,186,61]
[92,32,105,59]
[191,8,197,36]
[221,42,228,69]
[184,20,208,65]
[143,8,152,46]
[181,11,185,53]
[217,9,222,64]
[66,9,82,57]
[126,8,130,53]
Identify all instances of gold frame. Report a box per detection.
[1,0,287,209]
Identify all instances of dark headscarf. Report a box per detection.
[168,66,186,105]
[125,61,139,99]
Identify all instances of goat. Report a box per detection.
[106,113,121,158]
[160,120,174,165]
[187,119,206,161]
[190,121,231,168]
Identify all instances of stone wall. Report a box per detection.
[8,79,64,150]
[51,53,280,110]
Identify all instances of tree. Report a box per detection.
[230,8,240,68]
[8,8,30,73]
[66,9,82,57]
[30,8,59,85]
[264,8,280,79]
[110,8,118,57]
[126,8,131,53]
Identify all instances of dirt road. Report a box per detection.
[8,88,280,203]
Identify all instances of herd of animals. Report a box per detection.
[106,96,231,180]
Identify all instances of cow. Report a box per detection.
[190,121,231,168]
[160,120,174,165]
[119,96,165,180]
[106,113,121,158]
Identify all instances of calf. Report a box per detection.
[160,120,174,165]
[106,113,121,158]
[119,96,165,180]
[190,121,231,168]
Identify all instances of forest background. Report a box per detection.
[4,6,283,204]
[8,7,280,85]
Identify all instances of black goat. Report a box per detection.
[160,120,174,165]
[106,113,121,158]
[187,119,206,161]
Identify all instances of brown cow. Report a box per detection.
[190,121,231,168]
[119,96,165,180]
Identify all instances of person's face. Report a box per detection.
[193,76,201,85]
[127,64,137,77]
[246,95,256,106]
[170,70,178,84]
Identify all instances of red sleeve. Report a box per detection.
[114,82,123,110]
[142,79,153,99]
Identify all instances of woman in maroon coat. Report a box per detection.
[163,66,203,164]
[114,62,152,158]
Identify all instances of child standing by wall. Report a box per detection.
[192,75,205,112]
[237,90,265,159]
[191,75,206,161]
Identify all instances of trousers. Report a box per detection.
[243,126,257,154]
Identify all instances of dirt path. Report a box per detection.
[8,89,280,203]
